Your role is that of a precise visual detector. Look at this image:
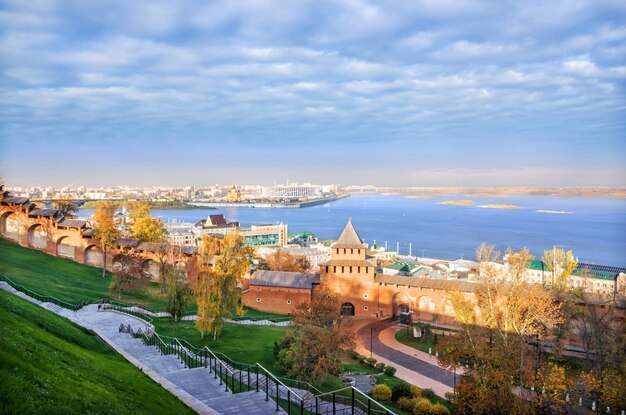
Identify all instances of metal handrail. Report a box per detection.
[0,274,82,310]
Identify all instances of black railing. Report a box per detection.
[0,273,87,310]
[120,322,395,415]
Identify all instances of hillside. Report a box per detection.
[0,290,195,414]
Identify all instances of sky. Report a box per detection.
[1,0,625,187]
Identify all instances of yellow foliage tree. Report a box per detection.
[93,201,120,278]
[127,202,165,242]
[191,233,253,340]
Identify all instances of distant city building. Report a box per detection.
[167,227,196,246]
[240,223,288,247]
[261,183,324,199]
[192,214,240,237]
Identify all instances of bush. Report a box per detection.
[430,403,450,415]
[411,385,422,398]
[358,355,368,364]
[392,381,413,401]
[372,384,392,401]
[383,365,397,376]
[375,362,386,371]
[421,388,436,400]
[365,357,377,367]
[444,392,455,402]
[413,397,432,414]
[349,350,359,360]
[397,397,417,411]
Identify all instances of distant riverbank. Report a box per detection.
[79,193,626,265]
[81,200,213,210]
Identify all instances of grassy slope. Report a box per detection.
[153,318,287,372]
[0,238,166,308]
[0,238,286,319]
[0,290,195,415]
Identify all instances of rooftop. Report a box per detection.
[250,270,320,289]
[333,218,364,249]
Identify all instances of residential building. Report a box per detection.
[192,214,240,237]
[240,223,288,247]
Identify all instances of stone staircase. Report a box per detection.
[0,282,387,415]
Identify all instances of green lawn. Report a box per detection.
[395,329,440,354]
[152,318,288,372]
[0,238,288,320]
[0,238,167,308]
[0,290,195,415]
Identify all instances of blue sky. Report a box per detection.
[1,0,625,187]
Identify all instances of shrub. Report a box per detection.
[421,388,436,400]
[413,397,432,415]
[391,381,413,401]
[372,384,392,401]
[375,362,385,371]
[349,350,359,360]
[397,397,416,412]
[444,392,455,402]
[430,403,450,415]
[365,357,377,367]
[411,385,422,398]
[383,365,397,376]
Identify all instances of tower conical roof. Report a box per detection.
[334,218,364,248]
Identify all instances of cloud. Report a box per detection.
[0,0,625,186]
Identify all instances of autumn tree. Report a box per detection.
[541,248,577,292]
[276,288,356,383]
[164,264,191,322]
[53,198,78,218]
[111,252,149,301]
[93,201,121,278]
[438,245,563,414]
[153,243,181,293]
[127,202,165,242]
[191,233,253,340]
[261,248,310,272]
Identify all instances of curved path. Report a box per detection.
[356,319,456,397]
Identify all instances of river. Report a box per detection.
[79,193,626,266]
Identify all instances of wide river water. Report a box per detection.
[80,193,626,266]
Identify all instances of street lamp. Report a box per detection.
[370,327,376,358]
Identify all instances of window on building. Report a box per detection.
[364,306,369,311]
[256,298,261,302]
[364,294,368,298]
[287,300,291,304]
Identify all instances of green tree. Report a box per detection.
[93,201,121,278]
[111,253,148,301]
[164,264,190,322]
[53,198,78,218]
[277,288,356,382]
[191,233,253,340]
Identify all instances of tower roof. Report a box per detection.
[334,218,364,249]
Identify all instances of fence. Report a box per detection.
[120,323,396,415]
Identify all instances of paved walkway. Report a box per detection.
[356,319,455,397]
[379,326,465,375]
[0,282,284,415]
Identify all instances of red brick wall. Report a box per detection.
[242,285,312,315]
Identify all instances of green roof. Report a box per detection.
[572,267,616,281]
[527,260,616,281]
[385,261,419,272]
[527,260,547,271]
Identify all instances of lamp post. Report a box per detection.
[370,327,375,358]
